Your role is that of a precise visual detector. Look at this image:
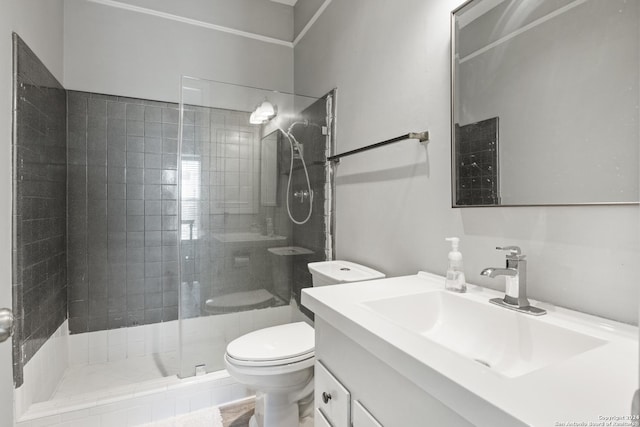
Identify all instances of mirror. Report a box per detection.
[260,131,278,206]
[451,0,639,206]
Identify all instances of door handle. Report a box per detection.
[0,308,14,343]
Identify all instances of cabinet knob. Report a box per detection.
[322,392,332,404]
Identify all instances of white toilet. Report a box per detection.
[224,260,385,427]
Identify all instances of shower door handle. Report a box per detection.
[0,308,14,343]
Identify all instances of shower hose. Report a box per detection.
[280,122,314,225]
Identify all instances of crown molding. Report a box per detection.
[292,0,332,47]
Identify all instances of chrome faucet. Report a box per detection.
[481,246,546,316]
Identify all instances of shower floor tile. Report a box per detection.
[51,351,178,401]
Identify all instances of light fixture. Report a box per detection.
[249,111,263,124]
[257,100,275,118]
[249,100,277,125]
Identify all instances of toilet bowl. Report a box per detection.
[224,261,385,427]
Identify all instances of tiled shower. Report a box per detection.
[12,35,67,388]
[66,91,183,334]
[11,35,335,423]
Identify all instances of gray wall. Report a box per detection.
[13,35,67,386]
[112,0,294,41]
[294,0,639,324]
[63,0,294,103]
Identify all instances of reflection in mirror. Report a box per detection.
[261,131,278,206]
[451,0,639,206]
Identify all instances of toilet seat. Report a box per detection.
[226,350,314,367]
[225,352,315,378]
[226,322,315,367]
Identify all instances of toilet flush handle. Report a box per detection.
[322,392,332,404]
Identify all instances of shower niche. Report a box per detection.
[177,77,335,377]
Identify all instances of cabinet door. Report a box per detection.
[353,400,383,427]
[315,408,333,427]
[315,360,351,427]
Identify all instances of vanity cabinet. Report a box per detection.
[304,272,637,426]
[313,318,476,427]
[352,401,383,427]
[314,359,382,427]
[315,408,333,427]
[315,361,351,427]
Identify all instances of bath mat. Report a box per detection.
[139,406,223,427]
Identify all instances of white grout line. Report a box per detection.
[293,0,333,47]
[86,0,294,48]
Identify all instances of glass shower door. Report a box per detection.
[177,77,332,378]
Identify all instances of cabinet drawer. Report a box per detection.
[315,408,333,427]
[353,400,383,427]
[315,360,351,427]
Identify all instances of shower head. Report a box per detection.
[287,119,326,134]
[287,120,311,133]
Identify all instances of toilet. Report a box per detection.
[224,260,385,427]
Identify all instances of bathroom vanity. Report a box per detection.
[302,272,638,427]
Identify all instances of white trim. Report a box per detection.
[271,0,298,5]
[86,0,294,48]
[293,0,333,46]
[459,0,588,64]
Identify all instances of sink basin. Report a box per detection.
[361,290,606,378]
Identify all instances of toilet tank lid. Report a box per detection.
[227,322,314,362]
[308,261,385,283]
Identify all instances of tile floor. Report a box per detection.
[140,397,315,427]
[220,398,254,427]
[139,406,224,427]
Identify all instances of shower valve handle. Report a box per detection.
[293,190,311,203]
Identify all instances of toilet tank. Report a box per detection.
[308,261,385,287]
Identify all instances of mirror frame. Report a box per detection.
[450,0,639,208]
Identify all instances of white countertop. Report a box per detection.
[302,272,638,427]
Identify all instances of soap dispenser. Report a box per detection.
[445,237,466,293]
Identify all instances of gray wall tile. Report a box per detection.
[126,104,144,121]
[145,106,162,123]
[12,35,67,386]
[107,101,126,119]
[127,136,144,152]
[64,90,330,339]
[67,91,188,334]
